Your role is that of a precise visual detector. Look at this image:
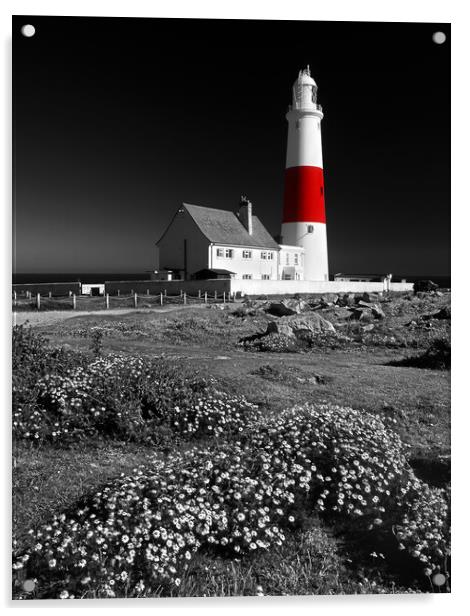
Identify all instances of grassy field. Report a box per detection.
[12,291,451,598]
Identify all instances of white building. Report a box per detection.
[155,197,304,282]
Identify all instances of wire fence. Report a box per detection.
[12,290,235,312]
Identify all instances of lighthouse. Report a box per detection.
[281,67,329,281]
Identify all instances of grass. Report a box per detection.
[12,291,451,597]
[12,441,159,552]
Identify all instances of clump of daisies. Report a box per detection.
[13,352,259,445]
[13,404,449,598]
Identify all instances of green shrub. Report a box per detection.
[13,355,259,445]
[13,404,449,599]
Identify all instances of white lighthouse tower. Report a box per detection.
[281,67,329,281]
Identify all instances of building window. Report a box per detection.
[262,274,270,280]
[267,252,274,260]
[242,250,252,259]
[294,253,299,265]
[242,274,252,280]
[286,254,290,265]
[261,251,267,260]
[307,225,314,233]
[225,249,234,258]
[216,248,224,258]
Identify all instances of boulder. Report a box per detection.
[339,293,356,306]
[320,293,339,305]
[362,323,375,332]
[334,306,354,320]
[357,300,375,309]
[423,306,451,320]
[266,313,336,338]
[265,299,309,317]
[371,304,386,319]
[349,308,369,321]
[413,280,438,294]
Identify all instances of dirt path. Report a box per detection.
[12,305,207,328]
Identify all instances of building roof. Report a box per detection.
[192,268,236,279]
[183,203,280,250]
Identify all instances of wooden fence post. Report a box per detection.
[214,290,217,301]
[48,291,52,298]
[69,290,72,297]
[180,289,183,297]
[160,292,163,306]
[36,293,41,310]
[204,292,207,304]
[147,289,150,295]
[223,291,226,304]
[72,294,76,310]
[164,289,167,297]
[117,289,120,296]
[106,293,109,309]
[198,290,201,299]
[134,293,138,308]
[183,292,187,305]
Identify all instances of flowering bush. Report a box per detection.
[13,354,259,445]
[13,404,449,598]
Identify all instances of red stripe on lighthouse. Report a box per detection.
[283,166,326,224]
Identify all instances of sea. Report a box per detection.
[12,273,451,288]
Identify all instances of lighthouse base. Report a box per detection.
[281,221,329,281]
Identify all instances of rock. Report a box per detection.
[339,293,355,306]
[266,313,336,338]
[334,306,354,320]
[357,300,375,309]
[371,304,386,319]
[413,280,438,294]
[265,299,309,317]
[320,293,339,305]
[422,306,451,320]
[362,324,375,332]
[349,308,369,321]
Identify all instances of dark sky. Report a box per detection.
[13,16,450,276]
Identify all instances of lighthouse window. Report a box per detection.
[267,252,274,260]
[242,250,252,259]
[261,251,267,260]
[307,225,314,234]
[216,248,224,258]
[242,274,252,280]
[225,249,234,259]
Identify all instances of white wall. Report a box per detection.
[278,244,304,280]
[230,279,414,295]
[285,110,324,168]
[157,208,211,278]
[210,245,279,280]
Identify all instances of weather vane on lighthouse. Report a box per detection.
[281,67,329,281]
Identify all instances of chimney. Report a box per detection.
[237,195,253,235]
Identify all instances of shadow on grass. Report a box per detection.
[387,338,450,370]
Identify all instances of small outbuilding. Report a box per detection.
[191,268,236,280]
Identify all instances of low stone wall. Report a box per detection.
[229,279,414,296]
[104,279,231,296]
[13,282,81,297]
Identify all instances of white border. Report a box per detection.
[2,2,468,615]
